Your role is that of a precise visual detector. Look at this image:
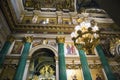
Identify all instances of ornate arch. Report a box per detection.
[29,45,58,57]
[27,45,58,80]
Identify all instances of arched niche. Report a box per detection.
[29,45,58,57]
[27,45,58,80]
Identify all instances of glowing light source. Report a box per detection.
[71,18,100,55]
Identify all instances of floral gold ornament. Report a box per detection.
[71,18,100,55]
[24,36,33,43]
[110,37,120,55]
[39,65,55,78]
[56,36,65,43]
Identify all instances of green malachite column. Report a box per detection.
[0,36,14,68]
[96,45,116,80]
[14,36,33,80]
[78,50,92,80]
[56,36,67,80]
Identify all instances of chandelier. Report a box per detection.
[71,17,100,55]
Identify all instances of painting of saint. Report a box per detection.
[11,41,23,54]
[65,43,78,55]
[71,44,76,55]
[66,44,71,54]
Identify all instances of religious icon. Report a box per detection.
[65,43,77,55]
[66,44,71,54]
[71,44,76,55]
[11,41,23,54]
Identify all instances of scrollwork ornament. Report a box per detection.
[24,36,33,43]
[56,36,65,43]
[116,43,120,55]
[110,38,120,56]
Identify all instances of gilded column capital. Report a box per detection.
[24,36,33,43]
[56,36,65,43]
[7,35,15,43]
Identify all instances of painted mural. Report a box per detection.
[32,41,43,48]
[32,39,57,49]
[64,43,78,56]
[11,41,23,54]
[32,39,48,47]
[48,40,57,48]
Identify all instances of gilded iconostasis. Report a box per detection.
[0,0,120,80]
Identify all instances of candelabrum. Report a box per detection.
[71,18,100,55]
